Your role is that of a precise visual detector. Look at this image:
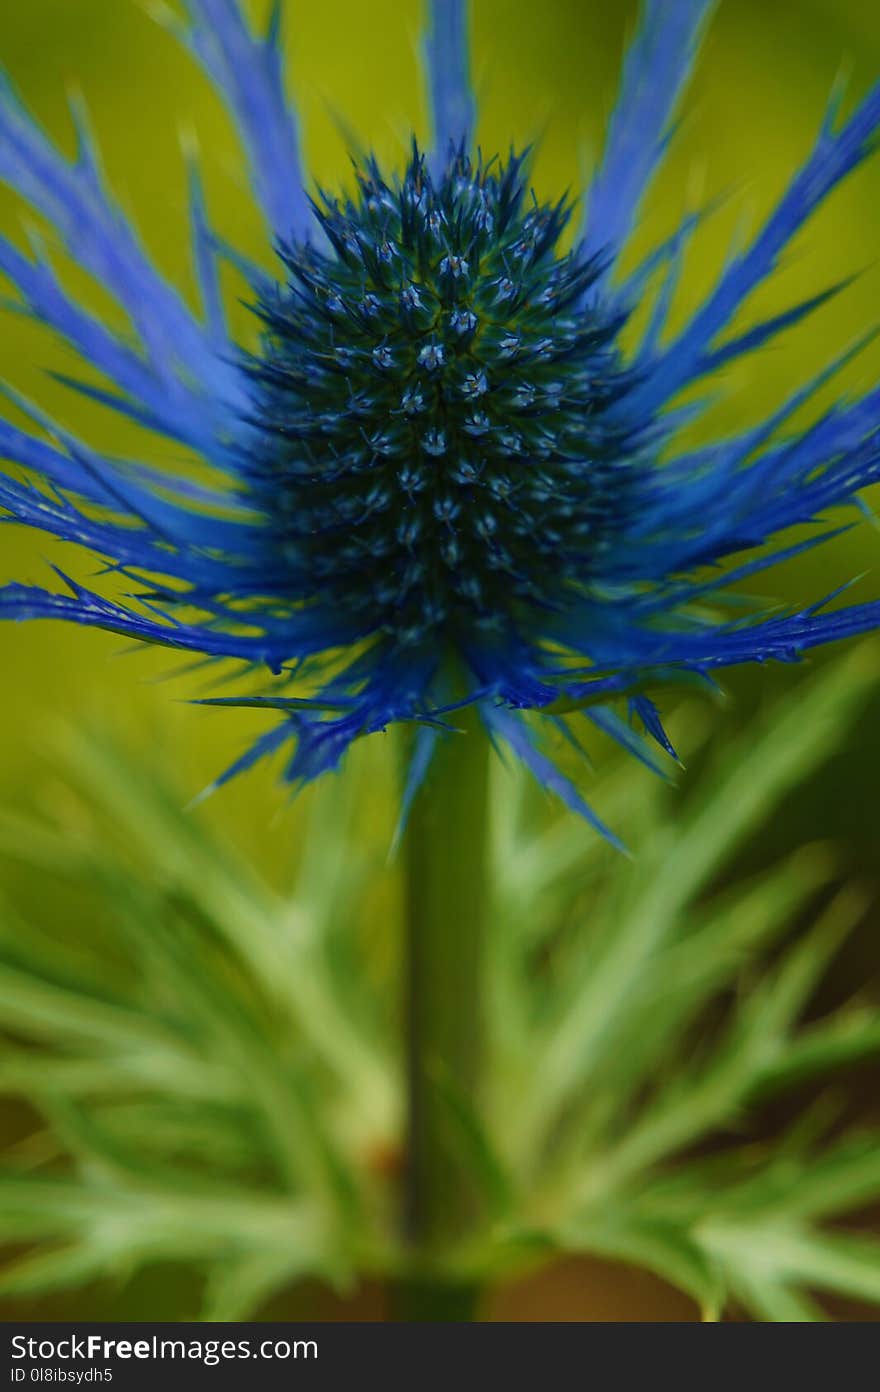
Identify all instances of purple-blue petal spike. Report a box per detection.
[181,0,312,242]
[0,74,229,397]
[425,0,475,173]
[627,78,880,416]
[581,0,714,275]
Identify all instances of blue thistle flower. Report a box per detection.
[2,0,880,836]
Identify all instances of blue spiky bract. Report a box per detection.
[2,0,880,837]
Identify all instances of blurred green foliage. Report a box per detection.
[1,0,880,1321]
[1,652,880,1320]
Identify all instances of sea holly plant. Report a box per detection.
[1,0,880,1319]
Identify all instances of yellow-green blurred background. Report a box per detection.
[1,0,879,1320]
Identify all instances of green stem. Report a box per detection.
[399,710,490,1312]
[388,1276,482,1323]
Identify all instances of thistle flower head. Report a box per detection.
[251,147,629,650]
[2,0,880,835]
